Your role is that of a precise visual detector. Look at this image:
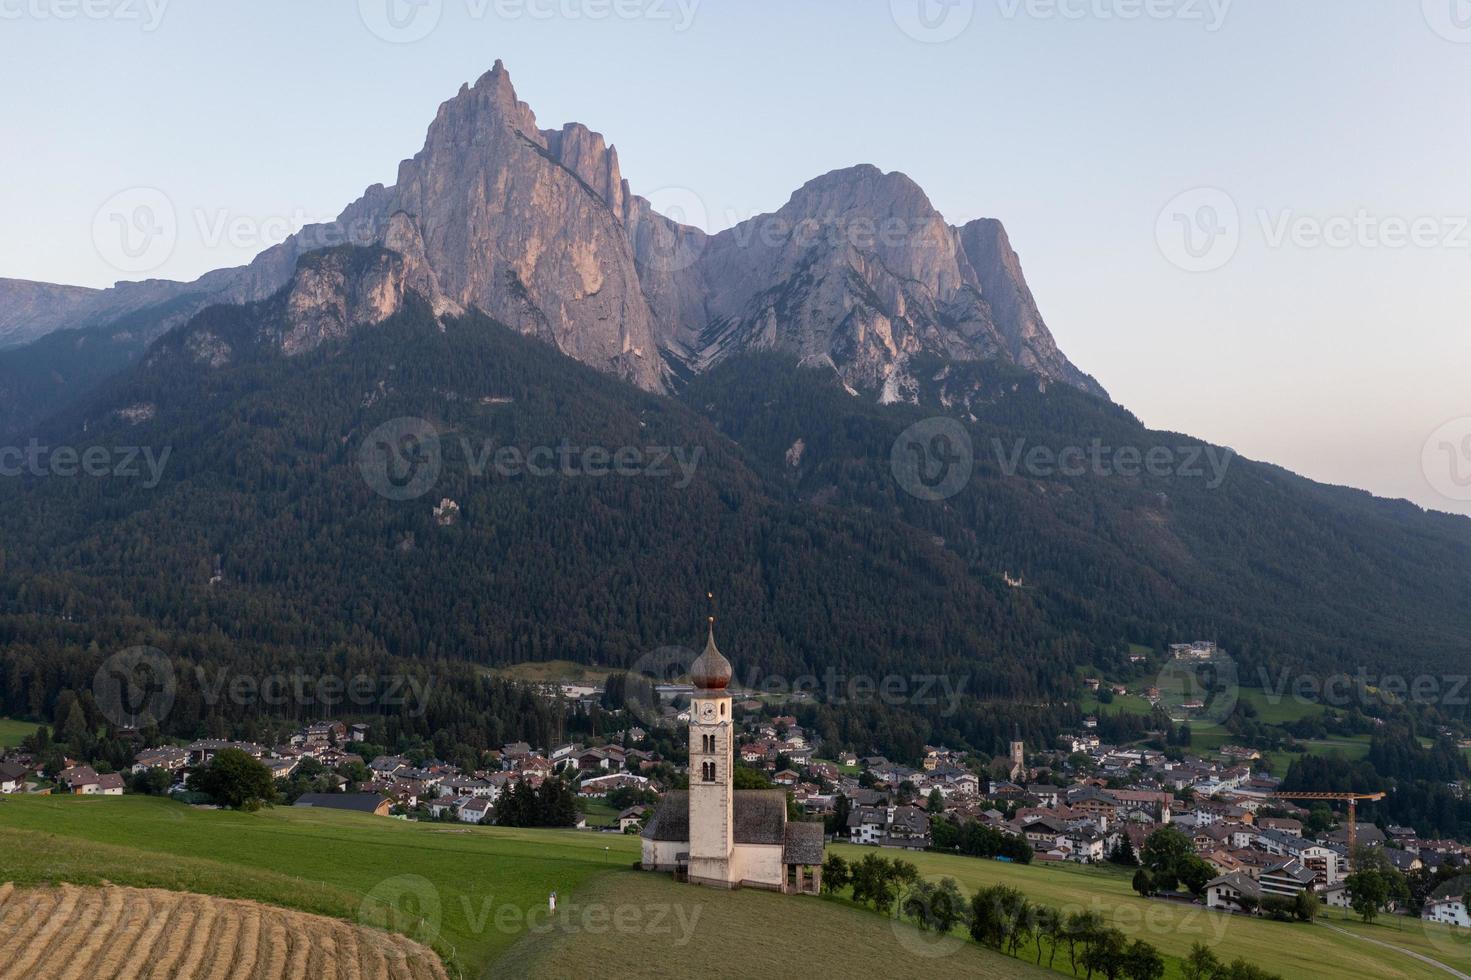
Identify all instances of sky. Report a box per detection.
[2,0,1470,516]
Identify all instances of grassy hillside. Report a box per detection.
[828,843,1467,980]
[0,796,1033,979]
[495,870,1049,979]
[0,717,37,748]
[0,795,625,975]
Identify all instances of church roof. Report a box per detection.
[782,821,825,865]
[689,621,732,690]
[641,790,789,845]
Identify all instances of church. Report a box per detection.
[641,621,825,894]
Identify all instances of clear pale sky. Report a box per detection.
[3,1,1469,516]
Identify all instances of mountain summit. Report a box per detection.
[0,61,1101,413]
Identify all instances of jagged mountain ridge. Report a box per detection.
[0,60,1101,421]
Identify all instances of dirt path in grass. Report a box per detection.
[1322,921,1471,979]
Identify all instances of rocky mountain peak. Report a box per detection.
[8,61,1103,407]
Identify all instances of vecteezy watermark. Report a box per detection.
[993,438,1234,488]
[632,186,710,275]
[892,420,1234,500]
[1422,416,1471,503]
[635,199,957,275]
[1422,875,1471,957]
[1422,0,1471,43]
[357,417,705,501]
[191,667,436,717]
[93,187,178,275]
[470,896,704,944]
[996,0,1232,31]
[1258,209,1471,252]
[1256,666,1471,710]
[0,440,171,488]
[0,0,170,30]
[891,417,974,501]
[359,417,443,501]
[622,644,970,727]
[1158,187,1471,272]
[94,646,177,729]
[891,877,968,960]
[363,876,705,949]
[1156,188,1240,273]
[358,0,700,43]
[1154,646,1239,728]
[890,0,975,42]
[92,187,379,277]
[359,875,442,947]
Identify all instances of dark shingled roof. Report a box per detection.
[641,790,789,845]
[292,792,386,813]
[783,821,826,865]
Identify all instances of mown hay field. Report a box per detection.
[0,882,447,980]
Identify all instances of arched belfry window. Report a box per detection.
[702,761,716,782]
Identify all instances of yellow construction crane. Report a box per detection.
[1270,791,1386,873]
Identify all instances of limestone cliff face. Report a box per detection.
[153,247,417,369]
[12,61,1103,404]
[371,62,663,391]
[958,218,1104,397]
[655,165,1105,401]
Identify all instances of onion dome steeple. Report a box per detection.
[690,596,732,691]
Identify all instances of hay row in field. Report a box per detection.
[0,882,448,980]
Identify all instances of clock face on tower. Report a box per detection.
[700,701,717,722]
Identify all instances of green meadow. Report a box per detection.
[828,843,1470,980]
[0,796,1033,979]
[0,794,1464,979]
[0,716,39,748]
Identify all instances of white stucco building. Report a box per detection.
[641,622,824,894]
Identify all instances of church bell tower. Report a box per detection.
[687,615,734,887]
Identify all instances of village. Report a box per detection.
[5,657,1469,932]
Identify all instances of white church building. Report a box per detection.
[641,622,825,894]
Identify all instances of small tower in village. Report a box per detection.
[1009,725,1026,781]
[686,613,735,887]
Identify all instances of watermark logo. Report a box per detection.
[191,667,435,717]
[359,0,699,41]
[359,0,443,43]
[358,416,705,501]
[892,877,967,959]
[1423,416,1471,503]
[0,0,170,30]
[891,417,973,501]
[94,646,177,729]
[1423,0,1471,43]
[1160,188,1470,272]
[891,0,975,42]
[1156,187,1240,273]
[1256,666,1471,710]
[996,0,1232,30]
[0,440,171,487]
[92,187,177,275]
[623,645,698,727]
[359,417,443,501]
[636,186,709,274]
[993,438,1233,488]
[1154,647,1238,729]
[359,874,442,946]
[1422,875,1471,957]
